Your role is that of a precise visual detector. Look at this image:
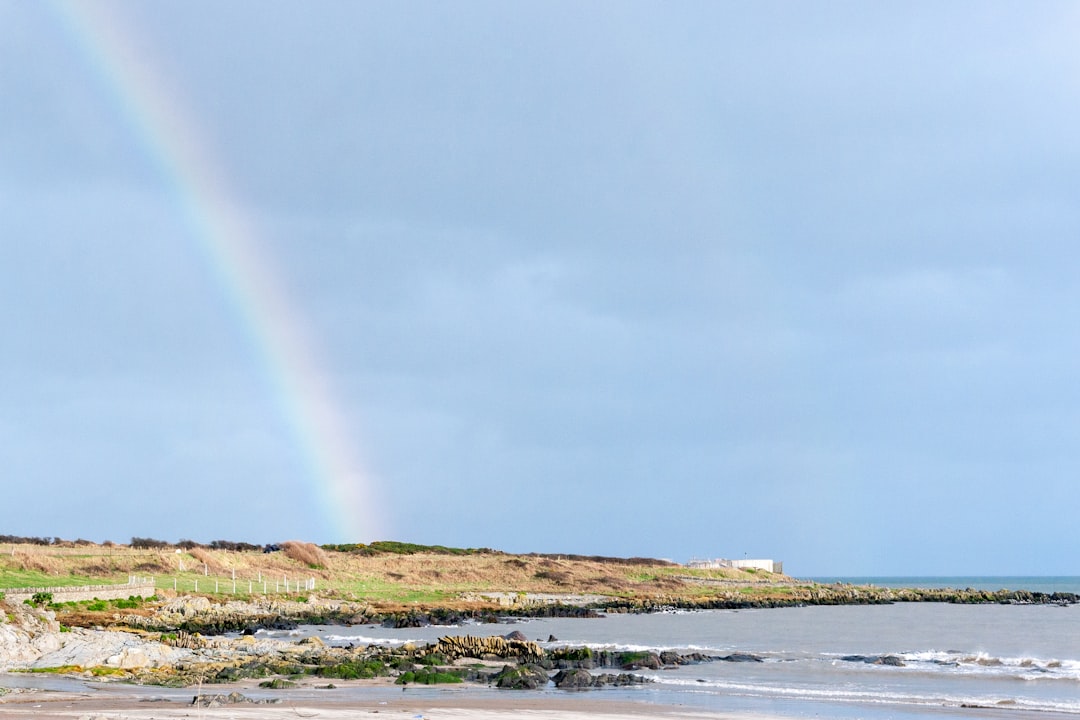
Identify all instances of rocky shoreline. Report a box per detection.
[100,585,1080,636]
[3,584,1077,693]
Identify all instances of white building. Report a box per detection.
[686,557,783,574]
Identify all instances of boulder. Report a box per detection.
[553,668,594,688]
[493,664,550,689]
[840,654,905,667]
[719,653,763,663]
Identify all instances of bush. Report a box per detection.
[130,537,170,549]
[0,535,51,546]
[209,540,263,552]
[30,592,53,607]
[320,541,492,556]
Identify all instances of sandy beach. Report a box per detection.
[0,687,748,720]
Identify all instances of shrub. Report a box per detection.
[0,535,51,545]
[209,539,263,552]
[130,537,169,549]
[30,592,53,607]
[534,569,572,585]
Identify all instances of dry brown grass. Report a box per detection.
[281,541,329,568]
[188,548,227,574]
[0,540,790,605]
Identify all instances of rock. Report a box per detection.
[435,635,544,663]
[259,678,298,689]
[492,663,550,689]
[503,630,528,641]
[192,691,281,707]
[0,602,62,669]
[620,652,661,670]
[29,629,190,670]
[840,654,905,667]
[659,651,682,665]
[593,672,650,686]
[553,668,593,688]
[719,653,763,663]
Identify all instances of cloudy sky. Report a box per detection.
[3,1,1079,575]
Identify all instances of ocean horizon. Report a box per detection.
[806,575,1080,594]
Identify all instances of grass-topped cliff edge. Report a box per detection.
[0,538,788,607]
[3,539,1075,635]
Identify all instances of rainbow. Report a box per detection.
[50,2,384,543]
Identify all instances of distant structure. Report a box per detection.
[686,557,783,574]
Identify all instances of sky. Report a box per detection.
[2,1,1079,576]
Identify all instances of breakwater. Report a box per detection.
[599,584,1080,613]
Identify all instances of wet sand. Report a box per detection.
[0,690,751,720]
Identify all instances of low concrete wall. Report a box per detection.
[3,580,156,603]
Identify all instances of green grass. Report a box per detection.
[322,541,489,556]
[0,570,113,589]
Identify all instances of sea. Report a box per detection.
[5,577,1079,719]
[269,576,1080,719]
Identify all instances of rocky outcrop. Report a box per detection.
[841,654,905,666]
[598,586,1080,613]
[552,668,651,688]
[492,663,550,689]
[434,635,544,663]
[0,601,62,669]
[29,628,191,670]
[192,691,282,707]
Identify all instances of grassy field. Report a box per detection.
[0,541,790,606]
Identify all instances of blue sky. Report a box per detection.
[2,1,1079,575]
